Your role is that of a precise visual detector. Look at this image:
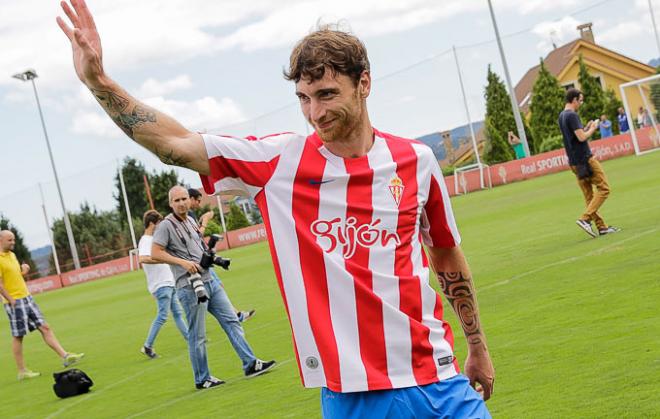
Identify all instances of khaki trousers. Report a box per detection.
[570,157,610,230]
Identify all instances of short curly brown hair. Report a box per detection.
[284,25,370,86]
[143,209,163,228]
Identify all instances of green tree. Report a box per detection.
[226,203,250,231]
[649,66,660,120]
[52,203,130,269]
[114,157,149,226]
[249,207,263,225]
[529,60,565,152]
[0,215,36,276]
[203,219,223,236]
[484,65,515,163]
[577,55,606,136]
[150,169,184,215]
[603,88,623,135]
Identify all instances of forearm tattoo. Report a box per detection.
[91,89,156,137]
[437,272,482,345]
[91,89,189,166]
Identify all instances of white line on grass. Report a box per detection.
[45,352,188,419]
[478,227,659,293]
[46,319,285,419]
[125,358,295,419]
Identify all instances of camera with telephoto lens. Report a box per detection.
[199,234,231,271]
[187,273,208,303]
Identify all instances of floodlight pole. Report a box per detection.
[13,69,81,270]
[649,0,660,59]
[38,183,61,275]
[117,161,137,249]
[487,0,531,158]
[452,45,484,188]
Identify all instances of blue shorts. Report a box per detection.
[321,375,491,419]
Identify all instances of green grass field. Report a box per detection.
[2,152,659,418]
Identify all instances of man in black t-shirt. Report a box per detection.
[558,88,620,238]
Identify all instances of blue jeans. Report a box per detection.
[177,278,257,385]
[144,286,188,348]
[209,268,222,284]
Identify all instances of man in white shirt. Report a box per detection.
[138,210,188,358]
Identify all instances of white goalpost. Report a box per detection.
[619,73,660,156]
[454,163,492,195]
[129,248,140,271]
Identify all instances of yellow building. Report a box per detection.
[515,23,656,117]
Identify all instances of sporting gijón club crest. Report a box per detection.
[388,175,404,207]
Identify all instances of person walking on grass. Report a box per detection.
[187,188,255,323]
[558,88,620,238]
[138,210,189,359]
[151,186,275,389]
[58,1,493,415]
[0,230,84,380]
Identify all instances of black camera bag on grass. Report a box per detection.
[53,369,93,398]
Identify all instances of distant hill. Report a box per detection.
[416,121,484,161]
[648,58,660,68]
[30,245,53,276]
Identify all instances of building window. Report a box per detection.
[593,75,604,89]
[562,82,575,90]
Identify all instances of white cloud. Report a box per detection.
[532,16,583,53]
[0,0,491,91]
[497,0,580,15]
[136,75,193,99]
[144,96,246,131]
[598,21,647,44]
[71,110,124,138]
[70,95,246,138]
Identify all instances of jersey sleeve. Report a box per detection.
[199,133,296,198]
[419,148,461,248]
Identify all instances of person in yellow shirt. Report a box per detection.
[0,230,84,380]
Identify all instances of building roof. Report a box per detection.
[514,38,655,112]
[514,39,579,109]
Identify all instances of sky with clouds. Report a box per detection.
[1,0,658,249]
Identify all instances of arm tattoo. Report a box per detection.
[437,272,482,344]
[156,147,190,167]
[91,89,156,137]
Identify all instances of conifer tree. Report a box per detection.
[577,55,605,136]
[649,66,660,120]
[484,65,515,163]
[603,88,623,135]
[226,203,250,231]
[529,60,564,152]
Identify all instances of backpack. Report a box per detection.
[53,369,94,398]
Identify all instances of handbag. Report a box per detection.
[53,368,94,398]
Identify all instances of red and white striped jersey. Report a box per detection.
[201,129,461,393]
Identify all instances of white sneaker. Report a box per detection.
[238,309,256,323]
[18,369,41,380]
[598,226,621,236]
[576,219,596,238]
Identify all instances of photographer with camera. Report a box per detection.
[187,188,256,323]
[151,186,275,390]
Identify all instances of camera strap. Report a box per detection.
[165,214,208,255]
